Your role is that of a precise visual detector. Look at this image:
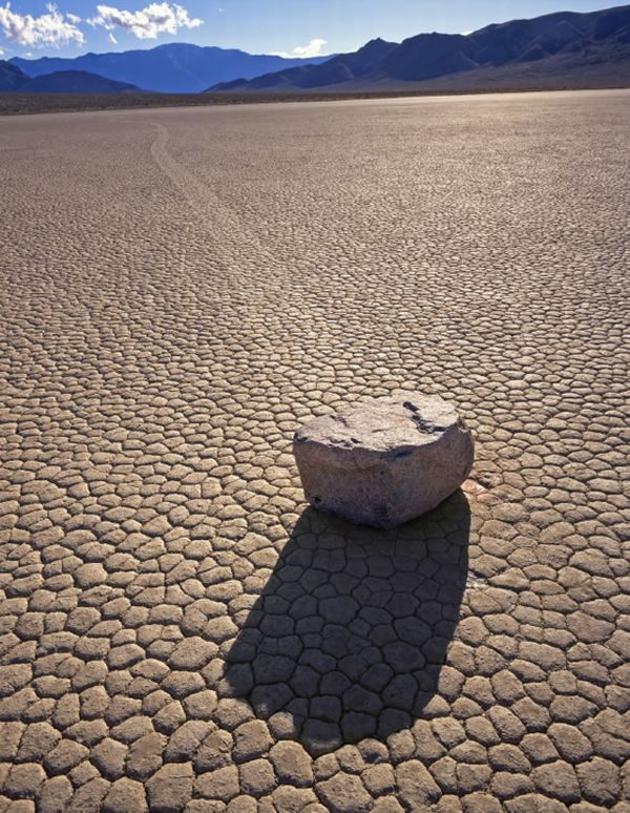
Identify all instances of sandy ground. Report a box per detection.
[0,90,628,812]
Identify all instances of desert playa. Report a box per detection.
[0,90,628,811]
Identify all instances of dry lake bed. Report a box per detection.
[0,90,628,812]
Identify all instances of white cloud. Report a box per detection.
[66,13,81,24]
[89,2,203,40]
[273,37,327,60]
[108,31,117,44]
[0,2,84,47]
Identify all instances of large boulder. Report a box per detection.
[293,391,474,529]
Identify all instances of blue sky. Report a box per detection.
[0,1,621,59]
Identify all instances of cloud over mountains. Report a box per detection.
[0,3,84,47]
[272,38,328,60]
[89,2,203,41]
[0,1,202,50]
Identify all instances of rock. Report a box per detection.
[293,391,473,529]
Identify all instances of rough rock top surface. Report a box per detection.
[294,392,461,457]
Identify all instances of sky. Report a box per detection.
[0,0,622,60]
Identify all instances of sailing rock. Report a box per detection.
[293,391,474,529]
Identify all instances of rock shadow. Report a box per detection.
[222,491,470,755]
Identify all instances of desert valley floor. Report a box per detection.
[0,90,628,812]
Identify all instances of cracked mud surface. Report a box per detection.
[1,90,629,812]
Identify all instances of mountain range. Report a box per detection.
[9,43,332,94]
[211,4,630,92]
[0,61,140,93]
[2,4,629,98]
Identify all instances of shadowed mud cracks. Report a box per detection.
[221,494,470,755]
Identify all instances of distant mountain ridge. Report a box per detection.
[0,61,140,93]
[10,43,332,94]
[210,4,630,91]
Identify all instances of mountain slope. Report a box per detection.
[211,38,396,91]
[19,71,140,94]
[10,43,332,94]
[210,3,630,91]
[0,60,26,91]
[0,60,141,93]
